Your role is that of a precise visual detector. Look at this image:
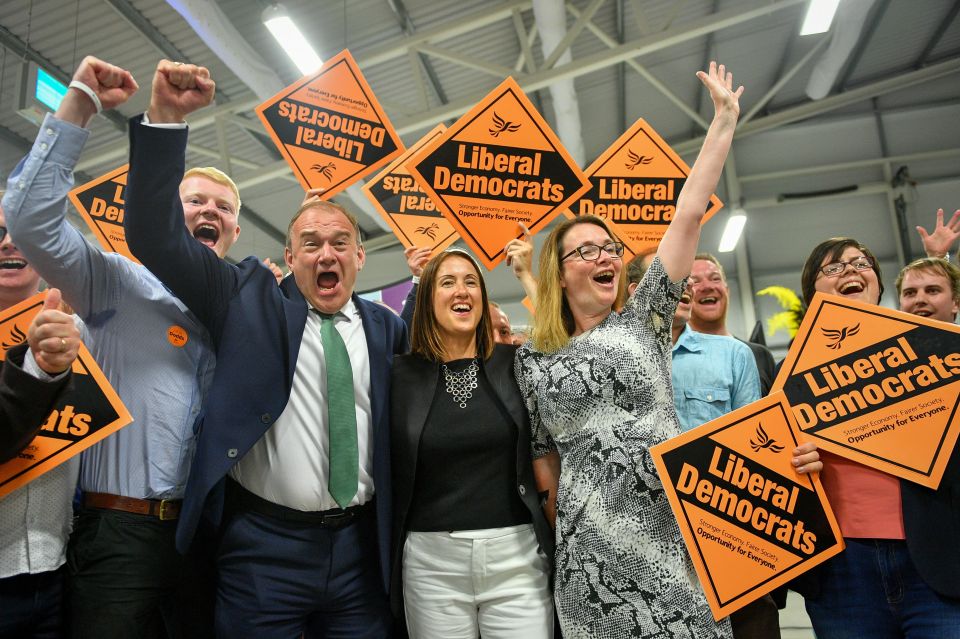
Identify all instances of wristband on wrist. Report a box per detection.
[68,80,103,114]
[411,275,421,285]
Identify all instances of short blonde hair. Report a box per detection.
[532,216,627,353]
[183,167,241,213]
[896,257,960,303]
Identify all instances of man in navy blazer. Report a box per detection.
[124,60,408,638]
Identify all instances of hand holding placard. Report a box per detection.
[505,224,537,303]
[55,56,138,128]
[27,288,80,375]
[148,59,216,124]
[404,246,431,278]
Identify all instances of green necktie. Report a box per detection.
[318,312,358,509]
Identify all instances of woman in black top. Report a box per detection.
[390,249,554,638]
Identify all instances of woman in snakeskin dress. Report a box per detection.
[515,62,741,638]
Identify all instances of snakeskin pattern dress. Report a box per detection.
[515,258,732,638]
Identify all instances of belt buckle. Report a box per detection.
[158,499,176,521]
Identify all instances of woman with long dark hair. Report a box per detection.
[390,249,555,638]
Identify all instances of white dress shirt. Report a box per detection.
[0,348,79,578]
[230,298,373,511]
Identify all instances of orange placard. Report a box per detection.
[255,49,403,199]
[771,292,960,488]
[68,164,137,264]
[407,77,591,270]
[651,393,843,620]
[0,293,133,499]
[362,124,458,253]
[571,118,722,256]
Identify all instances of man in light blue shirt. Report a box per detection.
[671,313,761,432]
[3,56,241,639]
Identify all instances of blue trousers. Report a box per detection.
[0,567,64,639]
[805,539,960,639]
[215,503,391,639]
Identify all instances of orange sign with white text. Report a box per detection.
[255,49,403,199]
[362,124,458,253]
[407,77,591,270]
[68,165,137,264]
[772,293,960,488]
[651,393,843,619]
[0,293,133,499]
[571,119,722,256]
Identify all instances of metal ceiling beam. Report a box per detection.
[0,24,127,132]
[392,0,807,135]
[673,56,960,154]
[688,0,719,140]
[386,0,449,105]
[416,44,516,78]
[103,0,188,62]
[568,3,708,130]
[741,147,960,182]
[835,0,890,91]
[360,0,533,68]
[540,0,605,70]
[914,0,960,68]
[74,96,260,172]
[741,36,829,125]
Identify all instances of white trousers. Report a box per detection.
[402,524,554,639]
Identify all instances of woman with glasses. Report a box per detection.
[514,62,755,638]
[390,249,555,638]
[797,237,960,637]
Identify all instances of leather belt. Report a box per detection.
[226,479,368,529]
[83,492,182,521]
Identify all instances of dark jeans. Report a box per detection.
[805,538,960,638]
[216,502,390,639]
[65,507,216,639]
[730,594,780,639]
[0,567,65,639]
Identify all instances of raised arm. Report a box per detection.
[657,62,743,282]
[504,226,538,305]
[124,60,237,331]
[916,208,960,261]
[2,56,137,318]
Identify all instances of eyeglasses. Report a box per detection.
[561,241,624,262]
[0,226,6,243]
[819,256,874,277]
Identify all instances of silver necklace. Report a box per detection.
[442,358,479,409]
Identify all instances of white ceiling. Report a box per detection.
[1,0,958,353]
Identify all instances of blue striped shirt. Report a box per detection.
[4,114,215,500]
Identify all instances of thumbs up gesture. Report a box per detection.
[27,289,81,375]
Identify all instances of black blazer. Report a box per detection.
[0,343,72,462]
[901,446,960,598]
[389,343,555,613]
[124,118,408,592]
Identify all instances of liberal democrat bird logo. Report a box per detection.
[821,323,860,350]
[415,223,439,240]
[311,162,336,181]
[489,112,521,137]
[750,423,784,454]
[625,149,653,170]
[1,324,26,349]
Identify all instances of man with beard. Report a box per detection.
[627,254,782,639]
[687,253,777,395]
